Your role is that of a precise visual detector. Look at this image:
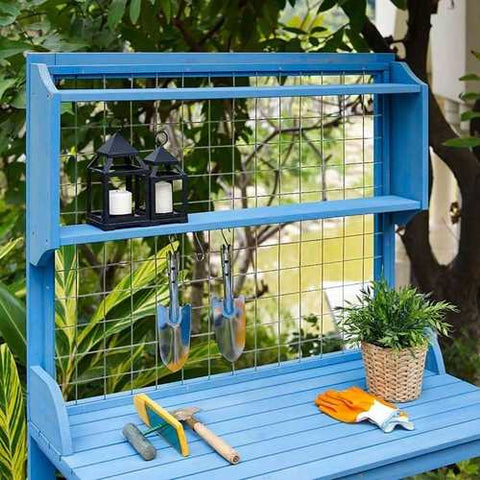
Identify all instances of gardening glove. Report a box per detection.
[315,386,414,433]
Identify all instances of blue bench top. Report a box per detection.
[58,354,480,480]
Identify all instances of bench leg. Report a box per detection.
[28,435,56,480]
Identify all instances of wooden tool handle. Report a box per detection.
[186,418,240,464]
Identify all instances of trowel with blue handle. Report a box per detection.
[158,251,191,372]
[211,244,246,362]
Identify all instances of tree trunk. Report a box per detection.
[360,0,480,340]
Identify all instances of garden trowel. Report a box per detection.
[211,244,246,362]
[157,251,191,372]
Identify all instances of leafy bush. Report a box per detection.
[289,313,343,357]
[336,279,455,350]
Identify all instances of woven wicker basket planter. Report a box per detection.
[361,342,428,402]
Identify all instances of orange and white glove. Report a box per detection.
[315,386,414,433]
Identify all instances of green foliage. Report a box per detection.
[443,136,480,148]
[336,279,456,350]
[0,284,26,365]
[411,459,480,480]
[0,344,26,480]
[445,52,480,148]
[289,314,343,357]
[55,242,174,398]
[443,328,480,384]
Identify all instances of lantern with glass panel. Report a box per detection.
[143,132,188,225]
[86,132,150,230]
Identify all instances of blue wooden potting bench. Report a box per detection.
[26,53,480,480]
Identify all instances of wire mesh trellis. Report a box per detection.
[54,71,381,403]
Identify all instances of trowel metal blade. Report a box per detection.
[157,304,192,372]
[212,296,246,362]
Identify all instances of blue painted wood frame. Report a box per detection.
[27,56,67,480]
[26,52,435,478]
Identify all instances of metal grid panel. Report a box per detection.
[55,216,381,402]
[55,71,381,402]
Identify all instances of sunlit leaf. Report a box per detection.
[0,78,15,101]
[129,0,141,24]
[443,136,480,148]
[108,0,126,30]
[0,238,22,262]
[461,111,480,121]
[0,344,26,480]
[159,0,172,23]
[460,73,480,81]
[0,2,20,27]
[460,92,480,101]
[0,39,32,61]
[0,282,26,365]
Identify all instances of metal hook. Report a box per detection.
[168,234,178,247]
[221,229,231,247]
[193,232,206,262]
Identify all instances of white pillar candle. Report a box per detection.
[109,189,132,215]
[155,181,173,214]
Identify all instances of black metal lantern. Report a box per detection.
[143,133,188,225]
[86,132,150,230]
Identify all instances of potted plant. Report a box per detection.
[336,279,456,402]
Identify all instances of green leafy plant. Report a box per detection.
[0,344,26,480]
[336,279,456,350]
[444,52,480,149]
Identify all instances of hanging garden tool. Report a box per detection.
[157,250,192,372]
[211,243,246,362]
[123,394,189,461]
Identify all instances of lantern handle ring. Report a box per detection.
[156,130,169,147]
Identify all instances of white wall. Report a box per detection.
[431,0,480,103]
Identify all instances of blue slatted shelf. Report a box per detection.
[60,196,420,246]
[58,83,420,102]
[29,353,480,480]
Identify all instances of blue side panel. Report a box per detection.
[27,63,60,266]
[27,55,61,478]
[30,366,73,455]
[389,62,429,224]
